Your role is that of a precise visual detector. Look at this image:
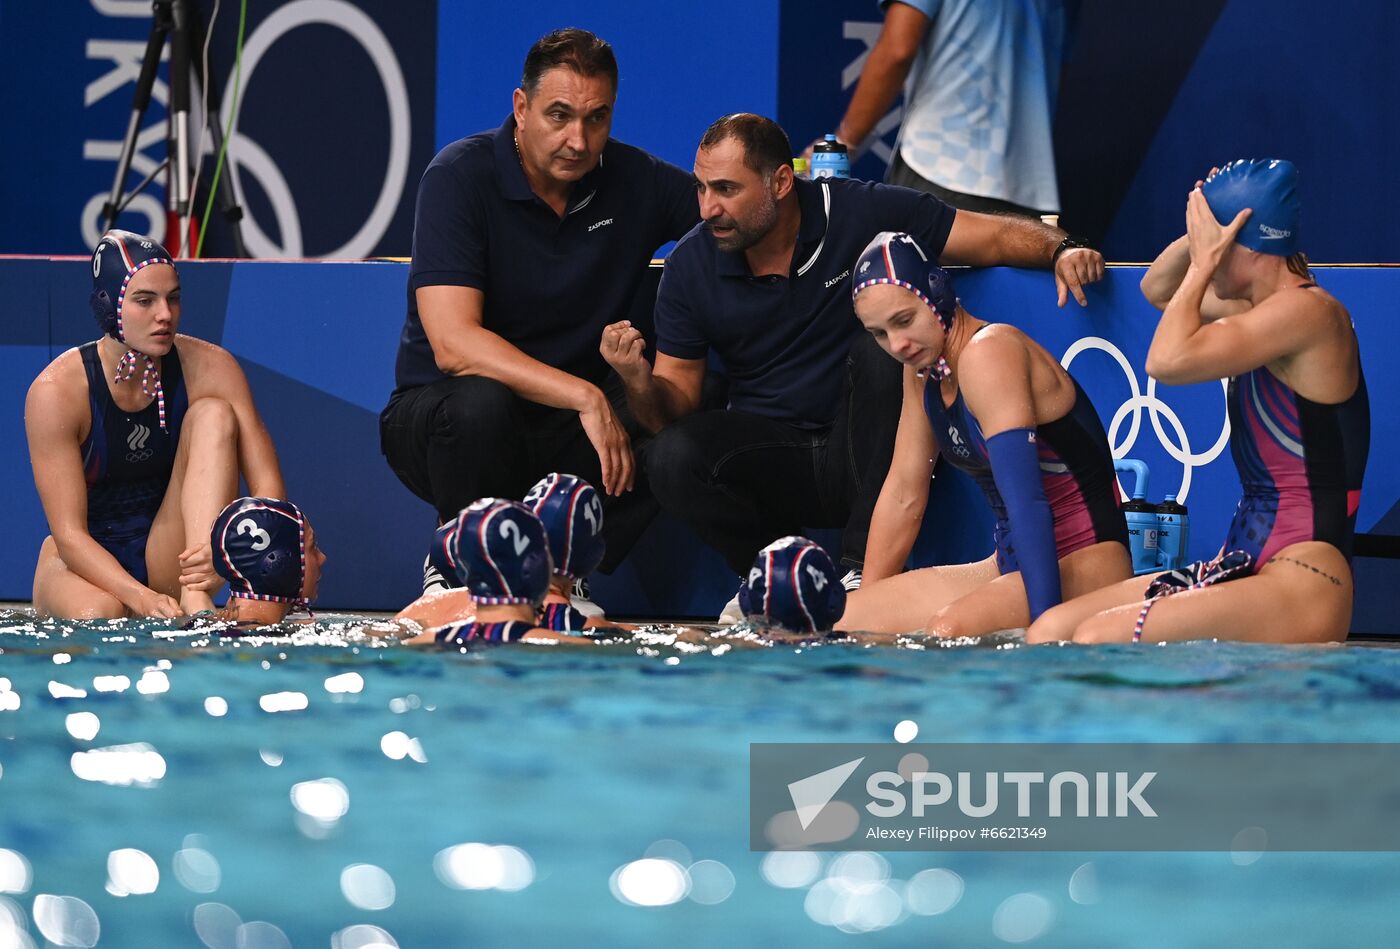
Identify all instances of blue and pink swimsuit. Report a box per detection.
[923,368,1127,576]
[1222,356,1370,568]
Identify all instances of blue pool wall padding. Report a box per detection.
[5,259,1398,634]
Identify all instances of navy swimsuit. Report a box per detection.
[540,601,590,633]
[78,341,189,583]
[436,619,540,646]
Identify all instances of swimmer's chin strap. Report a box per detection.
[108,254,174,431]
[112,348,168,431]
[915,356,953,383]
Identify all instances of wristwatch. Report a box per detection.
[1052,236,1092,264]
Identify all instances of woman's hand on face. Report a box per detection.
[1186,186,1250,272]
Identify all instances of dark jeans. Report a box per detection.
[379,373,655,572]
[646,333,903,575]
[886,151,1047,219]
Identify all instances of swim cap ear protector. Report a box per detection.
[523,473,607,580]
[1200,159,1300,256]
[738,535,846,634]
[450,498,554,607]
[852,231,958,380]
[211,497,309,607]
[90,229,175,342]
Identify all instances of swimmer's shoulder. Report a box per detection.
[960,322,1026,358]
[1308,284,1353,332]
[29,345,86,391]
[172,335,250,391]
[25,347,90,436]
[957,324,1036,389]
[1256,283,1356,362]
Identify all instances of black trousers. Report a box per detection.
[378,373,655,572]
[646,333,903,575]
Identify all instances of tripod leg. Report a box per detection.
[169,0,194,218]
[102,14,171,233]
[186,0,247,257]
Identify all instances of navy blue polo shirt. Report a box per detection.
[393,118,698,391]
[654,177,956,427]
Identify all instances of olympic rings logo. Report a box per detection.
[1061,336,1231,502]
[217,0,411,258]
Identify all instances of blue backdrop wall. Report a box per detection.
[2,1,1393,262]
[4,260,1397,634]
[1,2,1394,630]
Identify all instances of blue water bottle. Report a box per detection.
[1114,460,1159,575]
[1156,495,1189,570]
[811,135,850,179]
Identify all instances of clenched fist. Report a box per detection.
[600,320,651,387]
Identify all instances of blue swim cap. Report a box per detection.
[212,497,308,605]
[739,536,846,634]
[450,499,553,606]
[426,521,463,591]
[852,231,957,330]
[90,229,175,342]
[524,473,606,580]
[1201,160,1300,256]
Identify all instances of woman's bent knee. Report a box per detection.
[185,397,238,439]
[1026,605,1077,644]
[1071,614,1123,645]
[33,538,126,620]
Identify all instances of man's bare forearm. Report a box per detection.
[837,38,918,150]
[437,323,603,413]
[943,211,1062,268]
[622,372,692,434]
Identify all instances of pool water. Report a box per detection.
[1,613,1398,947]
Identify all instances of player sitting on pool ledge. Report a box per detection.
[27,230,285,620]
[1026,160,1370,644]
[834,231,1131,638]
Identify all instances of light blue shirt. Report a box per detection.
[886,0,1064,211]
